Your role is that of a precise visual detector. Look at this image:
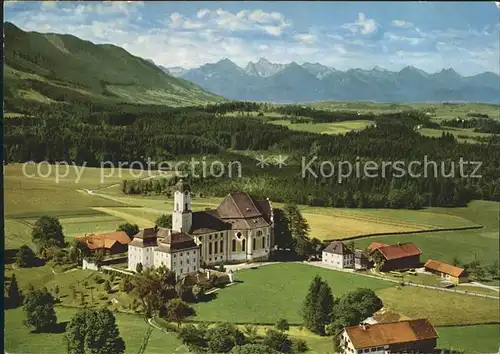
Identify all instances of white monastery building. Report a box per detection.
[128,179,274,277]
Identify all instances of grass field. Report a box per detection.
[4,307,185,354]
[193,263,392,324]
[355,200,499,266]
[436,324,500,353]
[377,286,499,326]
[3,164,161,249]
[269,119,374,135]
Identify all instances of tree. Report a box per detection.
[207,323,245,353]
[23,287,57,332]
[242,324,259,344]
[283,204,312,258]
[16,245,37,268]
[65,309,125,354]
[471,266,486,281]
[136,262,143,274]
[116,223,139,238]
[315,280,334,334]
[486,260,499,279]
[178,324,206,349]
[231,344,280,354]
[262,329,292,353]
[65,310,87,354]
[8,274,22,308]
[275,318,290,332]
[191,283,205,301]
[301,275,322,333]
[155,214,172,228]
[291,338,309,353]
[31,216,65,247]
[69,239,90,265]
[119,277,134,293]
[301,276,333,335]
[273,208,294,250]
[163,298,196,328]
[452,256,461,267]
[104,280,112,293]
[131,266,176,317]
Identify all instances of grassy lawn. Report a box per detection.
[377,286,499,326]
[4,307,185,354]
[436,324,500,353]
[193,263,392,324]
[269,119,374,135]
[355,200,499,266]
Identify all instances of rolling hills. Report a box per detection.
[175,58,500,104]
[3,22,224,107]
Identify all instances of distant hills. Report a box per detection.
[4,23,224,106]
[168,58,500,104]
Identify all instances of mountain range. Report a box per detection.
[166,58,500,103]
[4,23,223,107]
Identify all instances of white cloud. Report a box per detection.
[392,19,413,28]
[294,33,315,42]
[343,13,378,35]
[197,9,210,19]
[495,2,500,9]
[385,32,423,45]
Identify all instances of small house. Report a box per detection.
[340,319,438,354]
[322,241,354,269]
[76,231,132,255]
[368,242,422,271]
[424,259,468,284]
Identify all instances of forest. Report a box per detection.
[4,100,500,209]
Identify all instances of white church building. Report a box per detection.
[128,179,274,277]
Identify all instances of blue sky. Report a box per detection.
[5,1,500,75]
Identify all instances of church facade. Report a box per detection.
[128,179,274,276]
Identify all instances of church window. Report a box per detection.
[184,203,188,211]
[209,242,213,255]
[262,237,265,249]
[242,239,246,252]
[232,239,236,252]
[267,235,270,246]
[252,239,255,251]
[257,230,262,237]
[220,241,224,253]
[236,231,242,238]
[209,235,212,240]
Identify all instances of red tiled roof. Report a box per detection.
[76,231,131,250]
[371,242,421,261]
[424,259,466,278]
[345,319,438,349]
[368,242,389,252]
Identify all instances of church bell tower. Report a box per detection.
[172,179,192,233]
